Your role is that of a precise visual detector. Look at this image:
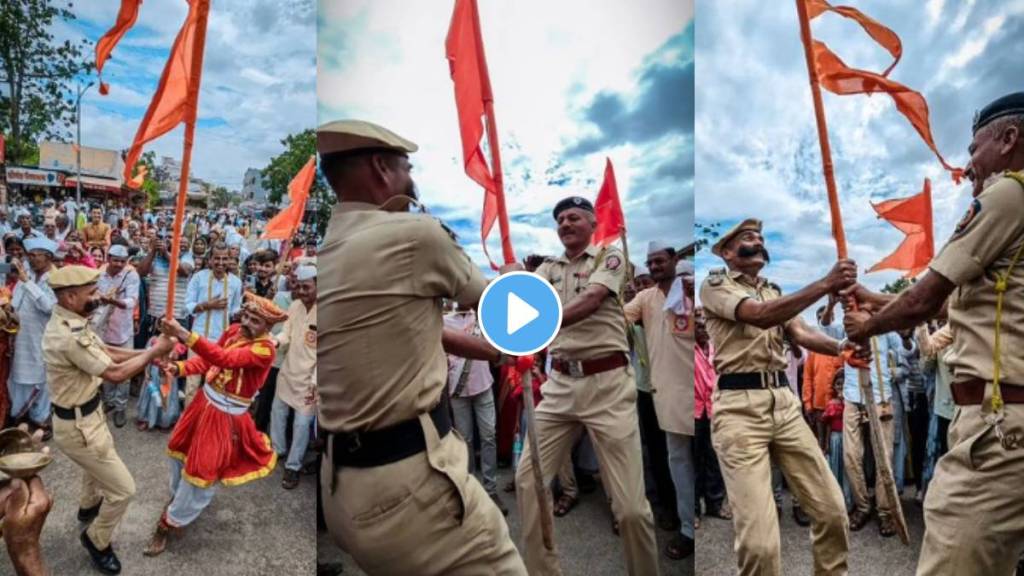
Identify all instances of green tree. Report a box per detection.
[208,185,232,209]
[695,221,722,252]
[881,277,912,294]
[0,0,92,164]
[261,128,331,237]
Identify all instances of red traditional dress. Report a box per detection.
[168,324,277,487]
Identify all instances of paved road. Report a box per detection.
[26,408,316,576]
[318,466,695,576]
[697,491,925,576]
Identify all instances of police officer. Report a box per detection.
[843,92,1024,576]
[700,219,857,576]
[42,265,174,574]
[316,120,526,575]
[515,196,659,576]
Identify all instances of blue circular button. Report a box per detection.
[478,271,562,356]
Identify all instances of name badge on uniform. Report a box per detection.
[305,324,317,348]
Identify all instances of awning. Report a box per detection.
[65,176,123,194]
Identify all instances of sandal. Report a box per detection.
[849,508,872,532]
[706,501,733,520]
[553,494,577,517]
[878,516,897,538]
[664,535,694,560]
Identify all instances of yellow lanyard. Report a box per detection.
[991,172,1024,416]
[204,272,229,337]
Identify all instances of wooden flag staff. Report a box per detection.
[795,0,909,545]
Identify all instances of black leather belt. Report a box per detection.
[551,352,629,378]
[330,394,452,468]
[718,371,789,390]
[53,393,101,420]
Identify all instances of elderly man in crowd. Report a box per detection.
[95,244,141,428]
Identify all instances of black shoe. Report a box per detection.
[657,510,681,532]
[113,410,126,429]
[317,562,344,576]
[792,504,811,527]
[665,534,694,560]
[78,501,103,523]
[80,530,122,575]
[282,469,300,490]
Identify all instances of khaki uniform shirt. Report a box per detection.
[624,285,694,435]
[535,245,628,359]
[700,268,788,375]
[930,172,1024,385]
[317,202,486,432]
[276,300,317,415]
[42,305,113,408]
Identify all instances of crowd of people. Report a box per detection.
[0,196,320,574]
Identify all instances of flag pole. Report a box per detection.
[467,0,548,549]
[795,0,909,545]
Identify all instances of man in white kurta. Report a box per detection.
[183,242,242,404]
[624,243,695,561]
[8,237,58,434]
[95,244,141,427]
[271,265,317,489]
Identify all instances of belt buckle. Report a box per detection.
[760,371,774,388]
[568,360,584,378]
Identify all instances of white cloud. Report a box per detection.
[318,0,693,269]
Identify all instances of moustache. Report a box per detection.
[83,299,101,315]
[737,245,770,262]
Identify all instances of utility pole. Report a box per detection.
[75,81,95,204]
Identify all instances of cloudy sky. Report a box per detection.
[695,0,1024,314]
[318,0,694,272]
[62,0,316,190]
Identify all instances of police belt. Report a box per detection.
[330,395,452,468]
[550,352,629,378]
[951,379,1024,406]
[52,393,101,420]
[717,371,789,390]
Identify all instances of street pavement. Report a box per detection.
[26,407,316,576]
[697,491,925,575]
[318,465,696,576]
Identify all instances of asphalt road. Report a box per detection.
[696,491,926,576]
[18,408,317,576]
[318,465,696,576]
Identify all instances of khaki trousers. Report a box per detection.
[916,403,1024,576]
[52,409,136,549]
[515,366,658,576]
[712,386,848,576]
[842,401,895,518]
[321,414,525,576]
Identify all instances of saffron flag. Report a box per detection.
[95,0,143,95]
[592,158,625,247]
[121,0,209,185]
[127,165,148,190]
[804,0,963,181]
[261,156,316,240]
[868,178,934,278]
[446,0,514,268]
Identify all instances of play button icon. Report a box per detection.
[478,271,562,356]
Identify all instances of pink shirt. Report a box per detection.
[695,344,715,419]
[444,312,494,398]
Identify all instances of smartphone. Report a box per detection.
[0,263,12,275]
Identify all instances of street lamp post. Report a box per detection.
[75,81,95,205]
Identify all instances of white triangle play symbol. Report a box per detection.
[507,292,540,336]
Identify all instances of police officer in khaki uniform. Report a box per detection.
[316,120,527,575]
[700,219,857,576]
[843,92,1024,576]
[42,265,174,574]
[516,196,659,576]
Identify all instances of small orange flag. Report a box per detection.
[868,178,934,278]
[805,0,963,182]
[127,165,148,189]
[95,0,143,95]
[121,0,209,185]
[261,156,316,240]
[592,158,625,247]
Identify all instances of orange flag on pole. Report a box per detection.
[95,0,143,95]
[261,156,316,240]
[868,178,934,278]
[446,0,515,269]
[121,0,209,185]
[592,158,625,247]
[803,0,963,182]
[127,165,148,190]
